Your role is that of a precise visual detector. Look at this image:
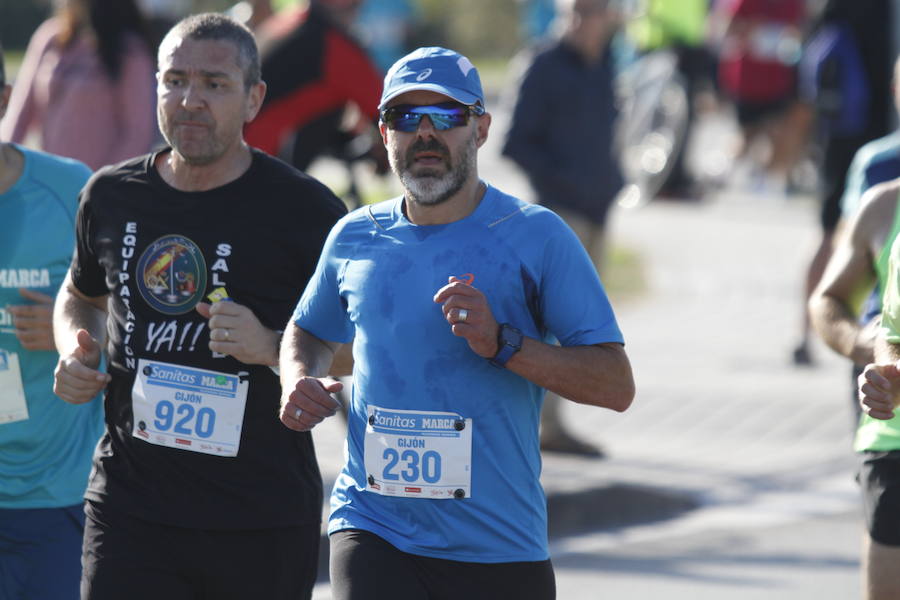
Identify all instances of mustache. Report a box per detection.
[405,138,450,166]
[171,111,213,126]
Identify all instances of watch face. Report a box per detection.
[500,324,523,349]
[490,324,522,368]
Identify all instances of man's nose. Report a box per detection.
[180,83,205,109]
[415,115,438,138]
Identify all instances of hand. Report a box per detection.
[8,288,55,351]
[858,361,900,420]
[279,376,343,432]
[196,301,279,366]
[433,276,500,358]
[53,329,110,404]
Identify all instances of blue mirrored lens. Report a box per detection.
[382,103,474,132]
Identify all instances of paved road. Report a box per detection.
[551,510,861,600]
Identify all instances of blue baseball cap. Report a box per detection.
[379,47,485,110]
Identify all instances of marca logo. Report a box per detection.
[0,269,50,288]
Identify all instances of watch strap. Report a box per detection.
[489,324,523,368]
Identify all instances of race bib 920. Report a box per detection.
[131,358,249,457]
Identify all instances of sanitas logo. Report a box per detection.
[148,365,197,385]
[374,413,416,428]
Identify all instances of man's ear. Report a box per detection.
[245,80,267,123]
[475,112,491,149]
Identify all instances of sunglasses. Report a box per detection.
[381,102,485,132]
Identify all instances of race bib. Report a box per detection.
[363,405,472,499]
[0,349,28,424]
[131,358,249,457]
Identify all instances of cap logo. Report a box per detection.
[416,68,432,81]
[457,57,474,76]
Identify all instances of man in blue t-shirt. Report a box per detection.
[278,46,635,599]
[0,47,102,600]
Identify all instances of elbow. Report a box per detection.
[607,377,635,413]
[596,345,635,412]
[807,294,824,328]
[573,369,634,412]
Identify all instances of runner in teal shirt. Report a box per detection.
[0,51,101,598]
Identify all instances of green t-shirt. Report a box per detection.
[627,0,707,50]
[857,230,900,451]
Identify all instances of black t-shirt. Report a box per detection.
[71,148,346,529]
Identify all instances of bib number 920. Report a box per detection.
[154,400,216,439]
[382,448,442,484]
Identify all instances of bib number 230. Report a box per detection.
[382,447,442,483]
[363,405,472,499]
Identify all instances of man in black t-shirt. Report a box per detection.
[52,13,346,600]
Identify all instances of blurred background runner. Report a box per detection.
[0,0,157,171]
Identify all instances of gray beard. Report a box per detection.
[393,134,477,207]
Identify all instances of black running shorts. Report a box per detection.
[859,451,900,546]
[81,501,321,600]
[330,528,556,600]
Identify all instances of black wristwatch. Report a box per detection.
[489,323,523,368]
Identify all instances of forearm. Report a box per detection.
[875,335,900,364]
[809,294,870,364]
[505,339,634,411]
[52,273,108,358]
[279,323,340,385]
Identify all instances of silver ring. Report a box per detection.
[458,309,469,323]
[294,407,303,420]
[223,328,230,341]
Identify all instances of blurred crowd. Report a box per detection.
[4,0,900,598]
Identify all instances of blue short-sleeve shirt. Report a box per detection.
[293,184,624,562]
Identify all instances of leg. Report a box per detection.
[794,228,834,365]
[537,207,606,456]
[418,555,556,600]
[0,505,84,600]
[330,529,428,600]
[81,502,194,600]
[859,452,900,599]
[539,393,604,457]
[796,134,861,363]
[765,101,812,182]
[197,522,320,600]
[864,535,900,600]
[550,207,606,275]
